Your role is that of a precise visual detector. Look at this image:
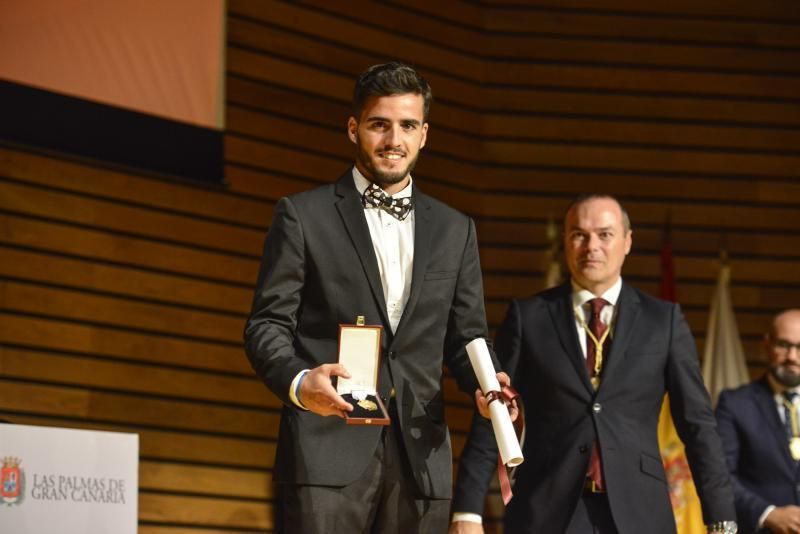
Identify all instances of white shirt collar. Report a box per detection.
[352,166,413,198]
[571,277,623,310]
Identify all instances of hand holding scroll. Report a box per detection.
[475,371,519,422]
[466,338,524,469]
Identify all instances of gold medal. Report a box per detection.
[357,398,378,411]
[790,437,800,461]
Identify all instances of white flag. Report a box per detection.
[701,263,749,406]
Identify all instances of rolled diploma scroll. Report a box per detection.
[466,338,524,467]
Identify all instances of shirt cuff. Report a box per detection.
[758,505,776,529]
[289,369,310,410]
[452,512,482,524]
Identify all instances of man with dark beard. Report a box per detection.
[244,62,498,533]
[716,309,800,534]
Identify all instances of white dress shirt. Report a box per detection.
[571,277,623,359]
[289,167,415,409]
[352,167,415,334]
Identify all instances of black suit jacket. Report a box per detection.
[716,378,800,533]
[453,282,735,533]
[244,172,488,498]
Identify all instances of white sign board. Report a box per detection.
[0,424,138,534]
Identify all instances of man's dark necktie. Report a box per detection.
[782,391,800,461]
[362,183,413,221]
[586,297,610,490]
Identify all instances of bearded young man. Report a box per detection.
[716,309,800,534]
[244,62,503,533]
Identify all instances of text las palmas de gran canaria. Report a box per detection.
[29,474,127,504]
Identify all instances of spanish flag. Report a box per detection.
[657,223,705,534]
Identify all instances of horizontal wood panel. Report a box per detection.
[0,246,253,314]
[482,115,800,153]
[483,88,800,127]
[0,348,274,408]
[485,63,800,100]
[247,0,482,57]
[140,527,265,534]
[140,461,271,499]
[483,8,800,48]
[0,280,245,343]
[227,104,484,167]
[226,46,480,128]
[0,380,279,438]
[484,35,800,74]
[0,147,268,228]
[481,140,800,178]
[483,276,800,310]
[476,220,800,257]
[140,493,271,530]
[228,14,479,103]
[0,313,250,375]
[227,102,800,197]
[227,66,800,129]
[225,138,800,232]
[0,213,261,285]
[227,5,483,109]
[0,414,275,468]
[479,248,800,285]
[399,0,800,27]
[227,75,351,131]
[0,179,263,255]
[224,163,325,201]
[422,183,800,231]
[481,0,800,20]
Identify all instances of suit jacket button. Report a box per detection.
[389,351,396,359]
[579,445,588,453]
[592,403,602,414]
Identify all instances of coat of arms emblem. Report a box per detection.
[1,457,24,505]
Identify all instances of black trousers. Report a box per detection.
[276,410,450,534]
[565,491,619,534]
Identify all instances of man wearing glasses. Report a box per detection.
[716,309,800,534]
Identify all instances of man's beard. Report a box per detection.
[772,365,800,388]
[357,147,419,189]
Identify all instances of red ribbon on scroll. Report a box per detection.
[486,384,522,505]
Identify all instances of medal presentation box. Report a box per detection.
[337,321,390,425]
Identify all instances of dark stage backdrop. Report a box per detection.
[1,1,799,532]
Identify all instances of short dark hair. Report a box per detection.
[352,62,433,121]
[564,193,632,233]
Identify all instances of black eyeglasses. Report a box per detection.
[773,338,800,354]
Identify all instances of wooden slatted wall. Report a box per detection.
[1,1,798,532]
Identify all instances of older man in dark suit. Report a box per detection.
[716,309,800,534]
[245,62,501,533]
[451,194,736,534]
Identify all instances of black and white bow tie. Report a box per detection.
[361,183,414,221]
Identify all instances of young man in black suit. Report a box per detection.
[245,62,504,533]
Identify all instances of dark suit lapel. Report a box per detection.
[394,187,432,336]
[547,284,593,392]
[334,174,391,328]
[597,282,640,395]
[752,377,796,471]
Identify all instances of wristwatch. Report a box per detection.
[706,521,737,533]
